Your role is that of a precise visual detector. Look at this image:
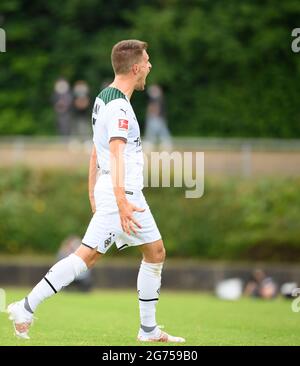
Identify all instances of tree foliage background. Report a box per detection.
[0,0,299,137]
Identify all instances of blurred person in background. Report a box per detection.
[144,84,172,152]
[57,235,93,292]
[52,78,73,136]
[72,80,91,137]
[244,269,278,299]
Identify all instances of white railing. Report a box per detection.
[0,136,300,177]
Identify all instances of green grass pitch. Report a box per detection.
[0,288,299,345]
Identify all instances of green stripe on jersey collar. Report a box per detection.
[98,87,127,105]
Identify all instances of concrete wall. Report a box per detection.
[0,261,299,290]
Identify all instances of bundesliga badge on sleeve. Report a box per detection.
[118,119,128,130]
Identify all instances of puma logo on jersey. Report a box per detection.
[120,108,127,115]
[118,119,128,130]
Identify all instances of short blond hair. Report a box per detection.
[111,40,148,75]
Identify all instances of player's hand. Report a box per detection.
[117,199,145,235]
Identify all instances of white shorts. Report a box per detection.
[82,188,161,254]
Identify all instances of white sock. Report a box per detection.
[24,254,87,313]
[137,260,163,331]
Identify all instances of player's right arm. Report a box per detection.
[107,100,145,235]
[109,138,144,235]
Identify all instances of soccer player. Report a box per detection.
[7,40,185,343]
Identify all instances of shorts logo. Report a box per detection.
[104,233,114,248]
[118,119,128,130]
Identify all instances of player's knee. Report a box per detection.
[76,245,101,268]
[161,246,166,262]
[143,245,165,263]
[154,245,166,263]
[86,252,100,268]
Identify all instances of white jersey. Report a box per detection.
[92,87,144,192]
[82,87,161,251]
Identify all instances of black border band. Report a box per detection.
[139,298,159,302]
[44,277,57,294]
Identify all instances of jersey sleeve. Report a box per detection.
[107,99,130,142]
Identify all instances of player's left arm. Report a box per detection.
[88,144,97,214]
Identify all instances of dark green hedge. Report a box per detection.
[0,167,299,262]
[0,0,299,137]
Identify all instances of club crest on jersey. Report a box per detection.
[118,119,128,130]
